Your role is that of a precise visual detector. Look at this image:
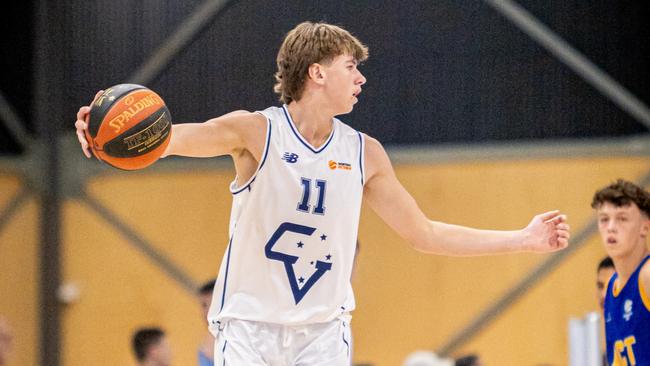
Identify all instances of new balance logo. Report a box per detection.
[282,152,299,163]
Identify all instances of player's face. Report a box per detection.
[322,54,366,114]
[596,266,615,310]
[597,202,649,259]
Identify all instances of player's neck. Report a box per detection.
[286,98,334,147]
[613,243,649,285]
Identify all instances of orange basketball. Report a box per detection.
[84,84,172,170]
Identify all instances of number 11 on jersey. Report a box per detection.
[297,178,327,215]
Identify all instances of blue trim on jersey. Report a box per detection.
[219,237,234,311]
[342,323,350,357]
[281,105,335,154]
[231,117,272,195]
[357,131,364,186]
[221,340,227,366]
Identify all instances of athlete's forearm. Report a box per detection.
[412,220,526,256]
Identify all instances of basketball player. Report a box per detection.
[75,22,570,365]
[592,179,650,365]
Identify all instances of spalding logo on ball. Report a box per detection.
[84,84,172,170]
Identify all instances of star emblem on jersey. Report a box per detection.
[265,222,333,304]
[282,152,299,163]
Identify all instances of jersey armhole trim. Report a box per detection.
[219,236,234,311]
[639,263,650,312]
[230,114,272,195]
[357,131,365,186]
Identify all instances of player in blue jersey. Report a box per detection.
[592,179,650,365]
[75,22,570,366]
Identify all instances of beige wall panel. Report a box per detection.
[0,196,39,366]
[86,171,235,282]
[0,175,21,207]
[351,157,648,365]
[455,236,607,365]
[62,199,216,366]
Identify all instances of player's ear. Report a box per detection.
[308,63,326,85]
[641,215,650,238]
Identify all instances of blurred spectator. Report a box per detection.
[0,316,13,366]
[403,350,454,366]
[596,256,615,366]
[596,256,615,311]
[132,327,172,366]
[198,278,216,366]
[455,353,484,366]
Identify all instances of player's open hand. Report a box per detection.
[522,210,570,253]
[74,90,103,158]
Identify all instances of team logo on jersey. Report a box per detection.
[282,152,299,163]
[265,222,332,305]
[328,160,352,170]
[623,299,633,321]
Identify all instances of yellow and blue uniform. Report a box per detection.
[605,255,650,366]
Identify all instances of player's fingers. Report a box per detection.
[556,223,570,231]
[77,138,91,158]
[543,213,566,224]
[556,237,569,249]
[557,230,570,239]
[92,90,104,103]
[539,210,561,222]
[76,129,91,158]
[76,106,91,122]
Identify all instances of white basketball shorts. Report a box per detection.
[213,318,352,366]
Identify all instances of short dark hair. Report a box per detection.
[455,354,479,366]
[132,327,164,362]
[591,179,650,217]
[597,256,614,273]
[198,278,216,295]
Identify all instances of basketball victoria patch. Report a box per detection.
[265,222,332,304]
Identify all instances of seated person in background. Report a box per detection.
[132,327,172,366]
[198,279,216,366]
[455,354,484,366]
[0,316,13,366]
[403,350,454,366]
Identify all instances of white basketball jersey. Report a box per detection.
[208,105,365,328]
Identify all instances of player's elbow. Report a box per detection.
[404,221,438,254]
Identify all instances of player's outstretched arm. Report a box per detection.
[161,111,266,159]
[362,136,570,256]
[75,95,266,160]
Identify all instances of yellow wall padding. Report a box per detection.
[0,175,38,366]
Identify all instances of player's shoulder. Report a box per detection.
[362,134,385,157]
[216,110,268,133]
[640,256,650,286]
